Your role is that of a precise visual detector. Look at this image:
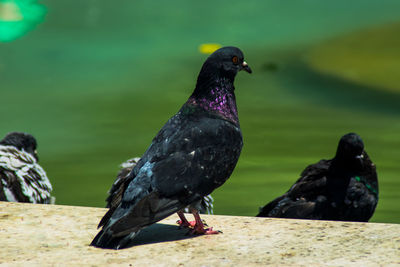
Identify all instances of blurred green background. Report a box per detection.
[1,0,399,223]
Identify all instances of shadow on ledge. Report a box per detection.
[124,223,200,248]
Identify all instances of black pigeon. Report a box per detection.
[107,157,214,214]
[91,46,251,249]
[257,133,378,222]
[0,132,54,204]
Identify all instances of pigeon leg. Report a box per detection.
[191,209,220,235]
[176,210,196,228]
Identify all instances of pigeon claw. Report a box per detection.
[191,226,221,235]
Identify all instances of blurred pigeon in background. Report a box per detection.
[257,133,378,222]
[0,132,54,204]
[91,46,251,249]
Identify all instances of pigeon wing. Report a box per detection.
[0,145,52,203]
[257,159,331,218]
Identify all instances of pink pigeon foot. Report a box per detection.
[176,211,196,228]
[190,209,221,235]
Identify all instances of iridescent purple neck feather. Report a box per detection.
[186,76,239,125]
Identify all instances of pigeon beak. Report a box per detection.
[355,154,364,168]
[355,154,364,160]
[241,61,252,73]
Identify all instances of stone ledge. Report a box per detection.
[0,201,399,266]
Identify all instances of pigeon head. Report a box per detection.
[335,133,365,169]
[0,132,39,161]
[195,46,251,91]
[205,46,252,76]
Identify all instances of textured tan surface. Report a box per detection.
[0,202,399,266]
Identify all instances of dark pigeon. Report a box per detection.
[107,157,214,214]
[257,133,378,222]
[0,132,54,204]
[91,46,251,249]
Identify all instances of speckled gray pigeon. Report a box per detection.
[0,132,54,204]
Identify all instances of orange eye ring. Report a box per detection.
[232,56,239,64]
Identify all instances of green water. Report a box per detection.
[1,1,400,223]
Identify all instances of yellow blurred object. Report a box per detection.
[0,2,23,21]
[199,43,222,54]
[0,0,46,42]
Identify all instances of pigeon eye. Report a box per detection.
[232,56,239,64]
